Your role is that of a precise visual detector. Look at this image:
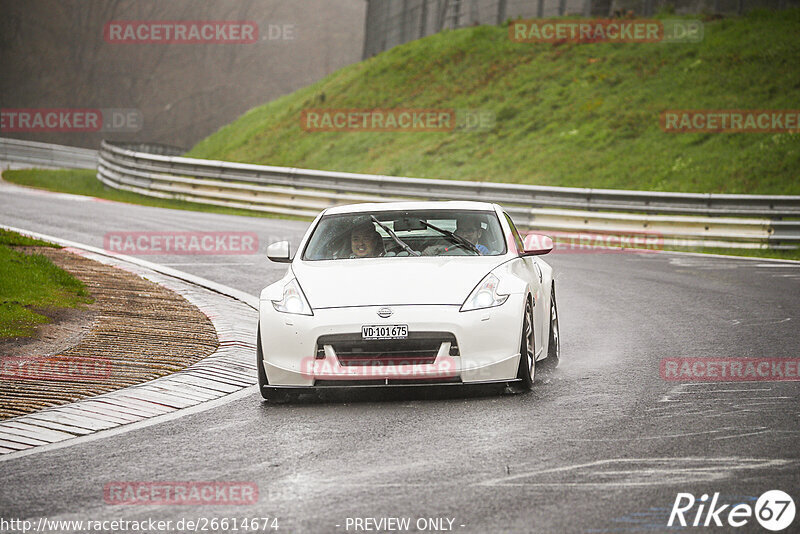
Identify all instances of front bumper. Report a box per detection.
[258,296,524,387]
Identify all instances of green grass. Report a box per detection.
[1,169,302,220]
[188,9,800,195]
[0,229,59,248]
[0,230,94,338]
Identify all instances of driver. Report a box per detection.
[349,221,384,258]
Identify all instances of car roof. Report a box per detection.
[322,200,500,216]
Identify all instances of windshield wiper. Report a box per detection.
[370,215,421,256]
[418,220,481,255]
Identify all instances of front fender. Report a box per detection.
[493,259,532,296]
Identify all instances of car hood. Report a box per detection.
[293,256,507,308]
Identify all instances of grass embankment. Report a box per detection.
[188,9,800,195]
[0,229,93,338]
[1,168,296,219]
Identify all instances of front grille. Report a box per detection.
[316,332,459,366]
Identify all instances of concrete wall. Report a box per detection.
[0,0,367,149]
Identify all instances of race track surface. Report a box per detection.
[1,179,798,533]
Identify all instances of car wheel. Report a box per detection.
[541,283,561,372]
[514,296,535,391]
[257,323,289,403]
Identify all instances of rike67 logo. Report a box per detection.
[669,490,795,531]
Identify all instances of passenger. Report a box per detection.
[454,216,489,254]
[349,222,384,258]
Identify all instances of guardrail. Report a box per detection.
[0,137,98,169]
[2,138,796,249]
[96,140,800,250]
[96,141,800,218]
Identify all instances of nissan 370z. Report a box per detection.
[257,201,560,401]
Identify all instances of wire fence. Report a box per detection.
[363,0,798,57]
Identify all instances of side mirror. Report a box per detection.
[521,234,554,256]
[267,241,292,263]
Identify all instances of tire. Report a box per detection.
[256,323,290,403]
[541,283,561,373]
[514,296,535,391]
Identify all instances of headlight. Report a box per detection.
[272,278,313,315]
[460,273,509,312]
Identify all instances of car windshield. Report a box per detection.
[302,209,507,260]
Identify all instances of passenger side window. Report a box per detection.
[504,213,524,254]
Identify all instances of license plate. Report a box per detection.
[361,324,408,340]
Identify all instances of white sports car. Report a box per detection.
[257,201,559,401]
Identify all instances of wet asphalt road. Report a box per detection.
[1,179,799,533]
